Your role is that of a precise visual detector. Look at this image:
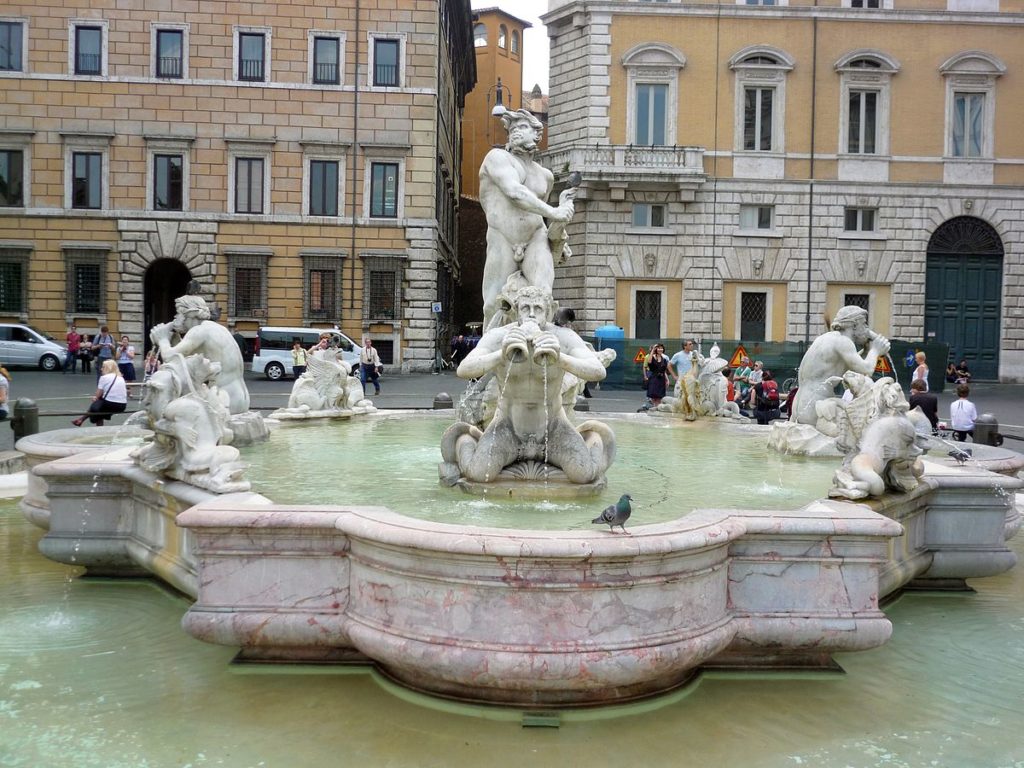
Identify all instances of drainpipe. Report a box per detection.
[349,0,361,316]
[804,7,819,344]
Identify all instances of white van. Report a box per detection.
[251,326,360,380]
[0,323,67,371]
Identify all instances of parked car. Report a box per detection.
[251,326,360,380]
[0,323,67,371]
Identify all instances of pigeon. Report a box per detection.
[593,494,633,534]
[948,447,972,465]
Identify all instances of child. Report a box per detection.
[950,383,978,442]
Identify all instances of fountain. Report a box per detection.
[10,114,1023,708]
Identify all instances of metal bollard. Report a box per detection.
[11,398,39,442]
[433,392,454,410]
[973,413,1003,446]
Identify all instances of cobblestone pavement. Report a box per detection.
[2,366,1023,454]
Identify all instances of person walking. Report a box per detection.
[64,324,81,374]
[291,339,308,379]
[908,378,939,432]
[912,351,929,392]
[116,335,136,381]
[950,383,978,442]
[359,338,382,396]
[91,326,116,381]
[644,343,670,408]
[72,360,128,427]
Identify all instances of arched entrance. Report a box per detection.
[925,216,1003,380]
[144,259,192,349]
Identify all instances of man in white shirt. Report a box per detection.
[950,383,978,442]
[359,338,382,396]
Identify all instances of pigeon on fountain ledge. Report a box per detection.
[592,494,633,534]
[948,447,973,465]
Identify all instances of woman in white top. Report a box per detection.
[73,359,129,426]
[912,351,929,392]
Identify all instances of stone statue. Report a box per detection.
[479,109,577,329]
[829,415,926,500]
[132,350,249,494]
[150,294,249,415]
[813,372,908,455]
[273,348,376,418]
[658,344,742,420]
[439,283,615,488]
[561,347,616,411]
[790,306,890,429]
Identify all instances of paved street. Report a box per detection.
[2,365,1024,454]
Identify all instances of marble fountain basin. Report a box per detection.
[17,414,1023,706]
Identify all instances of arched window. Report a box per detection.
[834,51,900,161]
[473,24,487,48]
[728,46,795,167]
[498,25,507,49]
[510,30,520,55]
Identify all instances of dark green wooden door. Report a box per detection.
[924,217,1003,380]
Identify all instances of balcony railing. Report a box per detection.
[545,145,705,174]
[239,57,264,82]
[75,53,101,75]
[157,56,182,78]
[374,64,398,87]
[313,62,338,84]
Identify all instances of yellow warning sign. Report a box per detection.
[634,347,647,364]
[875,355,893,373]
[728,345,748,368]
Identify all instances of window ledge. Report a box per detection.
[733,229,782,239]
[837,153,891,161]
[837,231,886,241]
[942,157,993,163]
[625,226,674,236]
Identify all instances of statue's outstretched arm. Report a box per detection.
[482,151,566,221]
[457,339,503,380]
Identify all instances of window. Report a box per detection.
[843,294,871,312]
[312,36,339,85]
[511,31,520,55]
[498,25,507,49]
[74,25,102,75]
[238,31,266,82]
[623,43,685,148]
[153,154,183,211]
[739,292,767,341]
[951,92,985,158]
[473,24,487,48]
[634,290,663,339]
[227,253,268,319]
[64,249,107,315]
[0,21,24,72]
[0,149,23,206]
[844,207,877,232]
[309,159,339,216]
[0,249,29,314]
[739,204,773,230]
[745,0,777,4]
[155,29,183,78]
[303,254,341,321]
[850,0,880,6]
[847,90,877,154]
[369,161,399,218]
[71,152,102,209]
[632,203,666,228]
[362,255,403,323]
[635,84,668,146]
[234,157,265,214]
[373,38,400,87]
[743,87,774,151]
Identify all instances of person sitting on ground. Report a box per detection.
[945,362,958,384]
[949,383,978,442]
[955,359,972,384]
[723,368,735,403]
[72,359,128,427]
[744,360,764,408]
[753,370,781,425]
[908,378,939,432]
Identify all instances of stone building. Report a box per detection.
[0,0,475,370]
[542,0,1024,381]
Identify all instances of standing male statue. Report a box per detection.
[150,294,250,415]
[790,305,890,428]
[479,109,577,328]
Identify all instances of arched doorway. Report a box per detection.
[144,259,192,349]
[925,216,1003,380]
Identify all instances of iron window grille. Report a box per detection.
[234,157,264,214]
[0,21,23,72]
[373,38,399,87]
[843,294,871,313]
[312,37,339,85]
[74,26,102,75]
[71,152,102,209]
[0,149,23,206]
[362,256,403,323]
[153,154,183,211]
[227,254,268,320]
[309,159,339,216]
[0,249,29,314]
[238,32,265,82]
[156,29,183,78]
[303,255,341,321]
[739,291,768,341]
[64,249,106,315]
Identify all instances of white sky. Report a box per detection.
[470,0,551,92]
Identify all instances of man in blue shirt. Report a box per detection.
[668,339,696,384]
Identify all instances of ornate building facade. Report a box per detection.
[543,0,1023,380]
[0,0,475,370]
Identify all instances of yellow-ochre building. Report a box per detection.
[543,0,1024,380]
[0,0,475,370]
